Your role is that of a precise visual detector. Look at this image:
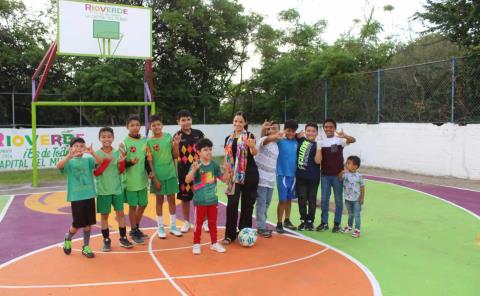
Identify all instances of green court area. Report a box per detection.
[0,196,10,213]
[218,180,480,296]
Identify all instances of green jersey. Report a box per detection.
[121,136,148,191]
[61,157,96,202]
[95,148,123,196]
[147,133,177,181]
[189,160,222,206]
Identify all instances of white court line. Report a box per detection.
[70,242,211,254]
[148,231,188,296]
[0,195,14,224]
[367,179,480,220]
[364,174,480,193]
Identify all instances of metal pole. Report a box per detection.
[324,80,328,120]
[284,94,287,122]
[11,87,15,128]
[377,69,381,124]
[451,56,456,123]
[79,98,83,126]
[203,105,206,124]
[32,102,38,188]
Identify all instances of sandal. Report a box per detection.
[221,238,232,245]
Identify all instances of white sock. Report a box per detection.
[157,216,163,228]
[170,214,176,227]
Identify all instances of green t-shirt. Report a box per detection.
[95,148,123,196]
[121,136,148,191]
[147,133,177,181]
[189,160,222,206]
[61,157,96,202]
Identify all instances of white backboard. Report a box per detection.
[57,0,152,59]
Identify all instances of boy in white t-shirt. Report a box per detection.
[255,121,282,238]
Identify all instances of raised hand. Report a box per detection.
[173,133,181,146]
[335,129,345,138]
[84,144,94,154]
[297,130,305,138]
[262,119,271,130]
[191,161,200,172]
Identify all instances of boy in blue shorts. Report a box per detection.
[57,137,102,258]
[275,119,299,233]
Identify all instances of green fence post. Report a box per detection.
[377,69,381,124]
[451,56,456,123]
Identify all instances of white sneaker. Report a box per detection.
[181,221,191,233]
[202,220,209,232]
[170,225,183,237]
[210,242,226,253]
[192,244,201,255]
[157,226,166,239]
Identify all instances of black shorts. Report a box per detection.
[71,198,96,228]
[177,166,194,202]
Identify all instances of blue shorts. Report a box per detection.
[277,176,296,201]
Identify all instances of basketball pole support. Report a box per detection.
[31,43,156,188]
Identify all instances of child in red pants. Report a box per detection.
[185,138,231,255]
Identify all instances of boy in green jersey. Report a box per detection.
[94,127,133,251]
[57,137,102,259]
[119,115,150,244]
[186,138,231,255]
[147,115,182,238]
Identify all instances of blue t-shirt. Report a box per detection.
[296,138,320,180]
[276,138,298,177]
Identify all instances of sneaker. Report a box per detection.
[169,225,183,237]
[202,220,209,232]
[131,232,145,245]
[210,242,226,253]
[305,221,314,231]
[119,237,134,249]
[137,228,149,238]
[284,220,297,230]
[181,221,191,233]
[192,244,201,255]
[82,245,95,258]
[341,226,353,233]
[258,229,272,238]
[332,224,341,233]
[102,238,112,252]
[157,226,167,239]
[316,223,329,232]
[276,224,286,234]
[298,221,306,231]
[352,229,361,238]
[63,238,72,255]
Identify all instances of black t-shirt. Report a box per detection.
[296,138,320,180]
[177,129,204,172]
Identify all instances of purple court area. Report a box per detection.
[1,177,479,265]
[365,175,480,217]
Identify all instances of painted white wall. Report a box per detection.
[1,123,479,180]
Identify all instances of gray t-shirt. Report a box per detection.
[343,172,365,201]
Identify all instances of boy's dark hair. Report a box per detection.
[347,155,361,168]
[323,118,337,129]
[270,120,280,128]
[70,137,85,147]
[149,114,163,124]
[196,138,213,151]
[126,114,141,125]
[284,119,298,131]
[98,127,114,137]
[177,109,192,120]
[305,122,318,131]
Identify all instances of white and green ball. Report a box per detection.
[238,228,257,247]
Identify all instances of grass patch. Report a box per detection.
[0,169,65,185]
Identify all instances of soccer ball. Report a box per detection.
[238,228,257,247]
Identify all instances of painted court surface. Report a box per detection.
[0,177,479,295]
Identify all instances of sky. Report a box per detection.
[22,0,427,80]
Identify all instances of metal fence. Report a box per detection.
[1,55,480,127]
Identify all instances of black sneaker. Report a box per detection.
[316,223,329,232]
[63,238,72,255]
[102,238,112,252]
[276,224,286,234]
[332,224,341,233]
[131,232,145,245]
[298,221,306,231]
[305,221,314,231]
[119,237,134,249]
[258,229,272,238]
[137,228,149,238]
[284,220,297,230]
